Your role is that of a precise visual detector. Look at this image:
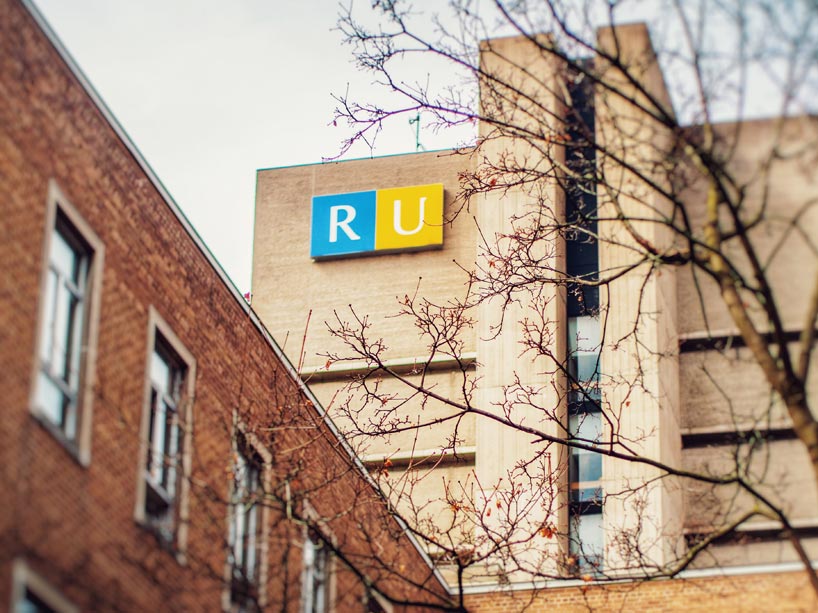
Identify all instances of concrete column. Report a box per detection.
[474,34,568,578]
[594,23,683,571]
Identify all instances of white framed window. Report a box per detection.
[135,307,195,557]
[10,560,78,613]
[30,181,104,466]
[302,528,331,613]
[145,337,185,526]
[226,429,271,612]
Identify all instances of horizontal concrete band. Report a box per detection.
[300,352,478,382]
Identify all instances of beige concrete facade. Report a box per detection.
[593,24,685,571]
[473,33,568,576]
[251,24,818,596]
[252,152,482,569]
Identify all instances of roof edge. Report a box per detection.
[257,146,471,173]
[21,0,453,598]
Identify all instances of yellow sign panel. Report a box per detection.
[374,184,444,251]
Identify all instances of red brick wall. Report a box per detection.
[0,1,450,610]
[464,570,818,612]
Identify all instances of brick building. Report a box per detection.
[3,0,817,610]
[0,0,454,610]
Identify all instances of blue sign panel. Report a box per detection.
[310,190,376,258]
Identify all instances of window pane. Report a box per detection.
[570,512,604,566]
[63,391,77,439]
[568,316,601,402]
[39,270,58,363]
[17,589,57,613]
[303,532,329,613]
[150,350,171,392]
[63,292,83,391]
[568,316,600,354]
[147,390,157,473]
[574,354,599,385]
[571,452,602,483]
[36,372,63,427]
[164,406,179,491]
[51,281,70,378]
[50,228,78,281]
[231,497,245,568]
[571,486,603,504]
[231,451,246,569]
[569,411,602,442]
[245,503,258,580]
[151,392,166,472]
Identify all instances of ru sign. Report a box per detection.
[310,183,444,259]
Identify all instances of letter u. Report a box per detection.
[393,197,426,236]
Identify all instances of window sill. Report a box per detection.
[29,409,88,468]
[134,516,188,566]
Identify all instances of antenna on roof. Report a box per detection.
[409,112,425,152]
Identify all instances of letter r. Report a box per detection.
[329,205,360,242]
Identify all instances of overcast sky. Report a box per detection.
[31,1,807,293]
[33,0,469,293]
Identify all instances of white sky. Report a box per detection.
[33,0,468,293]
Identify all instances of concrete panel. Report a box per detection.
[677,116,818,336]
[252,151,477,369]
[307,369,478,456]
[683,439,818,526]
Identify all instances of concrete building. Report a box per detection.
[1,1,452,611]
[251,23,818,608]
